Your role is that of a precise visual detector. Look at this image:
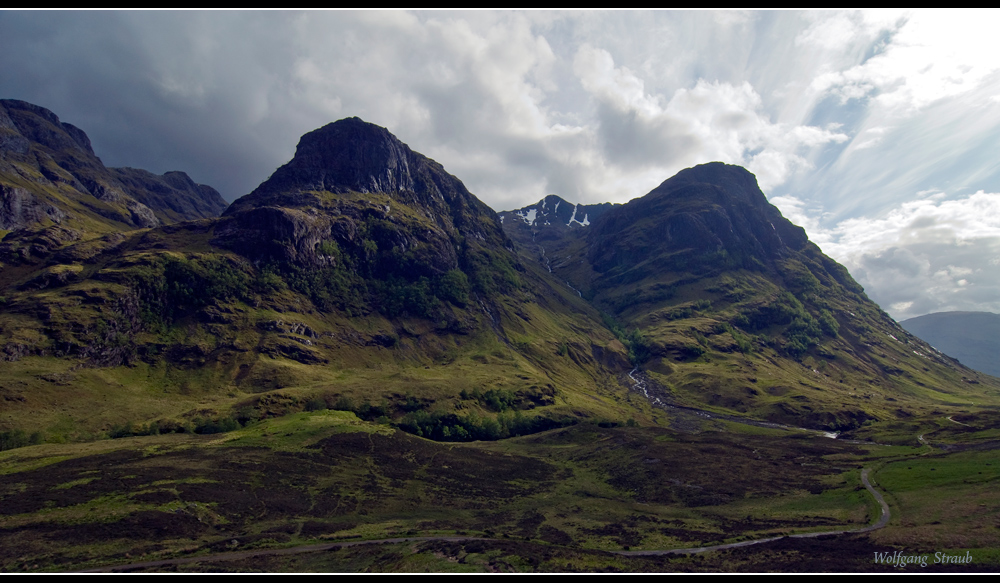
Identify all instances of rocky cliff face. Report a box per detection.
[586,163,810,276]
[0,184,67,231]
[216,118,519,300]
[226,117,506,241]
[0,99,160,231]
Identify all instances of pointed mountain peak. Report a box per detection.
[228,117,446,215]
[283,117,415,195]
[499,194,618,230]
[216,117,513,273]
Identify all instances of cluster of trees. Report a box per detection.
[107,407,260,439]
[601,312,651,365]
[397,409,567,442]
[308,215,517,313]
[459,387,517,412]
[0,429,44,452]
[733,291,839,357]
[663,299,712,321]
[718,322,753,354]
[124,249,478,327]
[126,255,261,329]
[309,392,564,442]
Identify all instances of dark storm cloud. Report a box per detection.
[1,12,304,200]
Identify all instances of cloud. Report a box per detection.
[572,44,847,194]
[0,11,851,209]
[773,191,1000,320]
[3,10,1000,318]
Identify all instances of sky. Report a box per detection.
[2,9,1000,321]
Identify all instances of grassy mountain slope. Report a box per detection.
[0,117,630,445]
[501,163,1000,430]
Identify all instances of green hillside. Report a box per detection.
[1,108,998,572]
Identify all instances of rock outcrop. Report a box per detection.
[216,118,516,288]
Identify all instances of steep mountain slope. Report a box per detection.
[109,167,227,224]
[0,99,226,243]
[900,311,1000,378]
[498,194,617,290]
[502,163,1000,429]
[0,117,628,443]
[218,117,519,299]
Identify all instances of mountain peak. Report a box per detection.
[651,162,769,209]
[499,195,618,231]
[1,99,227,235]
[0,99,95,158]
[216,116,514,277]
[228,117,431,214]
[288,117,415,195]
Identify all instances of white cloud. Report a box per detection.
[774,191,1000,320]
[572,45,847,195]
[5,10,1000,319]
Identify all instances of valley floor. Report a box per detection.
[2,405,999,573]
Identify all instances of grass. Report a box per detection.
[872,448,1000,550]
[2,374,998,573]
[0,412,900,572]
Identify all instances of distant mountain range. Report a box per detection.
[900,311,1000,377]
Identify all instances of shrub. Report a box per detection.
[0,429,43,451]
[305,397,328,412]
[436,269,471,306]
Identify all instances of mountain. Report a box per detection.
[3,112,1000,573]
[501,162,1000,430]
[0,114,628,444]
[0,99,226,243]
[498,194,617,284]
[109,167,227,224]
[900,311,1000,377]
[498,194,617,237]
[218,116,516,286]
[2,102,996,435]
